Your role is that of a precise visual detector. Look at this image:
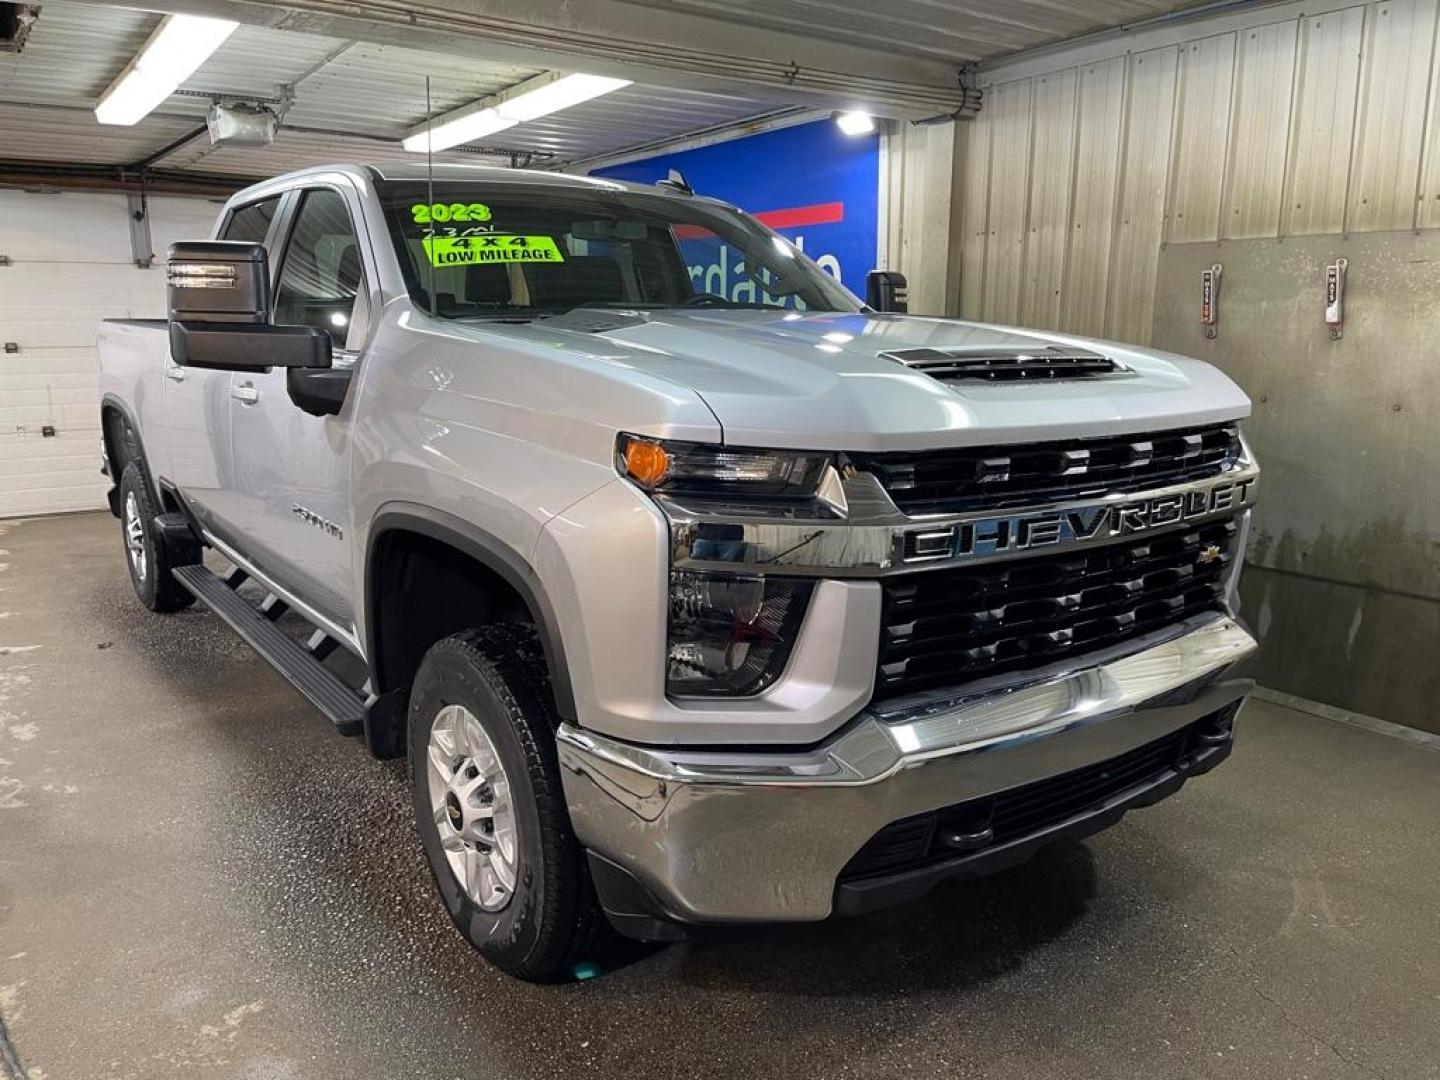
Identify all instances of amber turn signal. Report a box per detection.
[621,437,671,488]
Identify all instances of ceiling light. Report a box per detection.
[835,111,876,136]
[402,108,516,154]
[496,73,631,122]
[404,71,631,154]
[95,14,238,126]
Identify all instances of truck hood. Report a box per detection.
[464,309,1251,451]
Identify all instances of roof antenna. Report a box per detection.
[656,168,693,195]
[424,74,437,317]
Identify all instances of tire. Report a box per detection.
[118,463,196,613]
[408,625,613,981]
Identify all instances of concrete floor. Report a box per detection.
[1,511,1438,1080]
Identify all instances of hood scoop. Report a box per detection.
[541,308,652,333]
[880,345,1120,382]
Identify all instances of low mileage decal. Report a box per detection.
[422,234,565,266]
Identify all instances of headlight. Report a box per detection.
[617,434,831,499]
[667,571,813,696]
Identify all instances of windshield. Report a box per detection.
[375,179,862,320]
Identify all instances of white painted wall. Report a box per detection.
[0,189,222,518]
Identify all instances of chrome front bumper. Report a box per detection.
[557,613,1257,925]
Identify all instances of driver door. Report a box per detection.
[224,184,371,631]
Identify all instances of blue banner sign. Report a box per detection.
[592,119,880,300]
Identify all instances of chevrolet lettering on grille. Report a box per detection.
[903,475,1257,563]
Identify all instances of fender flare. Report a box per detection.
[99,392,164,511]
[364,503,578,723]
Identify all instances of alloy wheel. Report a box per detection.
[426,703,518,911]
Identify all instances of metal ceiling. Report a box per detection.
[617,0,1222,63]
[0,0,1225,186]
[0,0,790,183]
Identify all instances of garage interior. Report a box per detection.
[1,0,1437,1077]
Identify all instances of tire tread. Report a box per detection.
[414,625,613,980]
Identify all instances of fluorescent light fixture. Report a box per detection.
[95,14,238,126]
[402,108,516,154]
[496,73,631,122]
[835,111,876,136]
[404,71,631,154]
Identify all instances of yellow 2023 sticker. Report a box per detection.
[411,202,491,224]
[422,235,565,266]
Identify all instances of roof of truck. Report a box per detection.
[227,162,695,207]
[366,162,636,188]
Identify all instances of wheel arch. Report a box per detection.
[364,504,578,726]
[100,393,165,515]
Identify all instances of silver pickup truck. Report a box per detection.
[97,163,1259,980]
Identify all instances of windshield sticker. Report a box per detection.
[422,234,565,266]
[411,202,492,225]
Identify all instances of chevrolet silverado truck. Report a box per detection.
[97,163,1259,980]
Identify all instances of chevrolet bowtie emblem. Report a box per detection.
[1198,543,1222,564]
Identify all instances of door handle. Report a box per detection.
[165,366,186,383]
[231,382,260,405]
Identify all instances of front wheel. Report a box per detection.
[118,464,195,613]
[407,626,612,981]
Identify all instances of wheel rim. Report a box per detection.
[426,703,518,912]
[123,491,147,583]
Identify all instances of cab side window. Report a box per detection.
[219,196,281,246]
[273,189,364,348]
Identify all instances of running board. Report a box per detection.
[173,564,366,736]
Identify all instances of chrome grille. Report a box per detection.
[875,517,1238,701]
[881,346,1118,381]
[851,423,1241,515]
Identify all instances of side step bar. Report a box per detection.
[173,564,366,735]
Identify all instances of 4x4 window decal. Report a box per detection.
[421,234,565,266]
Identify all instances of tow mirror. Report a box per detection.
[866,270,909,314]
[168,240,268,324]
[166,241,331,372]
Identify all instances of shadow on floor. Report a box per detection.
[669,840,1099,996]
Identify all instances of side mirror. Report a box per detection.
[866,270,909,314]
[166,241,331,372]
[168,240,268,324]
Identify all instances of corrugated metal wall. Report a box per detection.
[958,0,1440,342]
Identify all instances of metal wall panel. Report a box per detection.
[1060,57,1127,337]
[1107,46,1179,343]
[1168,33,1237,243]
[1416,8,1440,226]
[887,120,962,315]
[1347,0,1439,231]
[1284,8,1367,235]
[980,79,1034,324]
[1222,21,1298,239]
[955,1,1440,342]
[1019,69,1078,329]
[958,107,993,318]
